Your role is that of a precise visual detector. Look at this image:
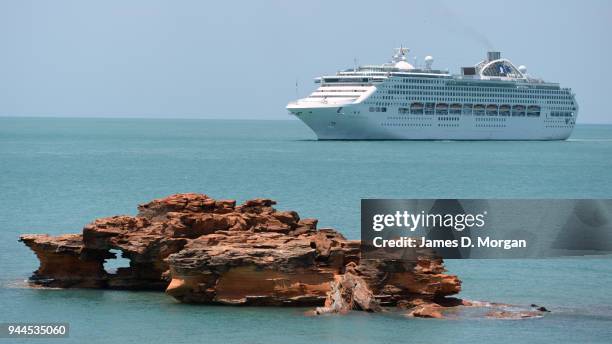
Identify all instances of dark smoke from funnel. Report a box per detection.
[430,1,495,51]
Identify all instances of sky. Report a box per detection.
[0,0,611,123]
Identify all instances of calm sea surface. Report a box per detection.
[1,117,611,343]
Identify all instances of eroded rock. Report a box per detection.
[20,193,462,311]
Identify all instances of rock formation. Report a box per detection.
[21,193,468,316]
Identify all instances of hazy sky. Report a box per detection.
[1,0,611,123]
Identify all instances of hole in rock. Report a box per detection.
[103,249,131,274]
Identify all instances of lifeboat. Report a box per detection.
[527,105,541,117]
[424,103,435,115]
[473,104,485,115]
[486,104,498,115]
[512,105,526,116]
[410,102,424,114]
[450,103,462,114]
[499,104,511,116]
[435,103,449,115]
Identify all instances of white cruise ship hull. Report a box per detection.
[288,105,575,140]
[287,49,578,140]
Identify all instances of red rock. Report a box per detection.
[315,263,382,314]
[20,193,462,311]
[19,234,111,288]
[406,303,445,319]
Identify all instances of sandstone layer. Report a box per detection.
[20,193,464,315]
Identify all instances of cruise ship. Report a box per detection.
[286,48,578,140]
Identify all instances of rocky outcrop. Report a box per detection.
[20,193,463,313]
[315,263,382,314]
[19,234,111,288]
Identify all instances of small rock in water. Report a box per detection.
[530,304,551,312]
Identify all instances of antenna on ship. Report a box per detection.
[295,78,299,99]
[353,57,358,72]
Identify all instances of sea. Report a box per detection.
[1,117,611,343]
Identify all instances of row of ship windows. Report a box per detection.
[391,79,568,94]
[381,122,517,128]
[546,101,574,105]
[371,104,551,117]
[373,96,554,104]
[476,117,506,122]
[476,124,507,128]
[397,79,442,84]
[550,112,574,117]
[386,116,431,120]
[382,103,544,111]
[371,100,575,111]
[380,123,574,129]
[374,107,541,117]
[387,84,569,96]
[380,123,576,129]
[321,79,570,97]
[385,90,572,101]
[544,118,572,121]
[383,116,508,122]
[381,123,432,127]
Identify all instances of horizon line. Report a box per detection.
[0,114,296,121]
[0,114,611,125]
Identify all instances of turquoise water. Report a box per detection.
[1,117,611,343]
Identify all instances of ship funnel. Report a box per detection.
[487,51,501,61]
